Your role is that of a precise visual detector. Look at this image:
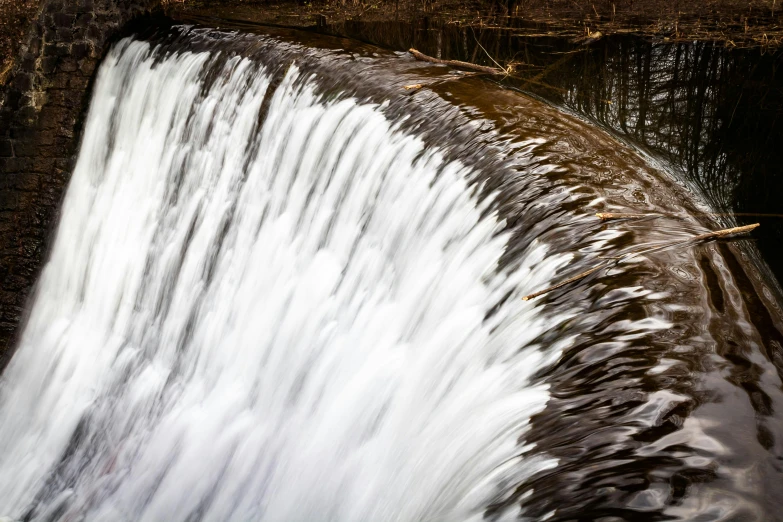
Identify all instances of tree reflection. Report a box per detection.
[327,20,783,282]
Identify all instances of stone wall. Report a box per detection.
[0,0,160,367]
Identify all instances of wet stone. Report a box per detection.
[32,158,57,173]
[71,42,91,60]
[46,90,71,107]
[68,76,89,90]
[8,128,36,143]
[80,59,95,74]
[0,192,24,212]
[75,13,94,28]
[41,56,58,74]
[64,3,84,15]
[16,107,38,125]
[45,0,65,14]
[55,44,72,58]
[0,141,13,158]
[19,237,42,259]
[20,58,37,74]
[27,38,42,56]
[57,59,79,73]
[53,158,70,171]
[0,303,25,323]
[33,131,58,147]
[0,173,39,193]
[13,74,33,92]
[53,13,76,28]
[2,89,22,109]
[56,27,74,41]
[12,141,41,158]
[46,73,69,90]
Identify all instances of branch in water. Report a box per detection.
[689,223,760,242]
[522,264,606,301]
[408,48,505,75]
[596,212,660,221]
[522,223,760,301]
[403,72,481,92]
[598,211,783,221]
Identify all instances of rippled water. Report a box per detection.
[1,20,782,522]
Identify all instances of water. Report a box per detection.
[1,21,783,521]
[301,18,783,285]
[0,33,567,520]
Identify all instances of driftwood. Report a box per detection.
[522,223,760,301]
[522,265,605,301]
[598,211,783,221]
[402,71,481,92]
[408,48,505,75]
[689,223,759,242]
[570,30,604,46]
[596,212,660,221]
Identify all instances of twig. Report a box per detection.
[402,71,480,92]
[522,264,605,301]
[596,212,660,221]
[469,26,506,73]
[689,223,759,242]
[408,48,505,75]
[522,223,760,301]
[598,211,783,221]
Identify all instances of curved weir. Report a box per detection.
[1,23,782,521]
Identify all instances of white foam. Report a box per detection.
[0,38,569,521]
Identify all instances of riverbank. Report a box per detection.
[2,0,783,82]
[167,0,783,48]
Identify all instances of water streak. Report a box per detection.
[0,38,568,521]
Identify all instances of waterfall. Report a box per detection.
[0,36,569,521]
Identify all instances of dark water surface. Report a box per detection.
[309,18,783,288]
[150,16,783,519]
[2,12,783,521]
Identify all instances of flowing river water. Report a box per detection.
[0,20,782,522]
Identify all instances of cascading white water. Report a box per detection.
[0,37,572,521]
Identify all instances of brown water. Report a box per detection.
[312,18,783,288]
[160,16,783,519]
[5,13,783,521]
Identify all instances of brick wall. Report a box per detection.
[0,0,160,367]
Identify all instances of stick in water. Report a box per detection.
[596,212,660,221]
[522,223,760,301]
[522,264,605,301]
[402,72,481,91]
[408,48,505,75]
[689,223,760,242]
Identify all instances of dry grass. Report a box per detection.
[177,0,783,47]
[3,0,783,83]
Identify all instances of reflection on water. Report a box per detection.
[315,19,783,285]
[3,13,783,521]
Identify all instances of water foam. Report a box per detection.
[0,38,568,521]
